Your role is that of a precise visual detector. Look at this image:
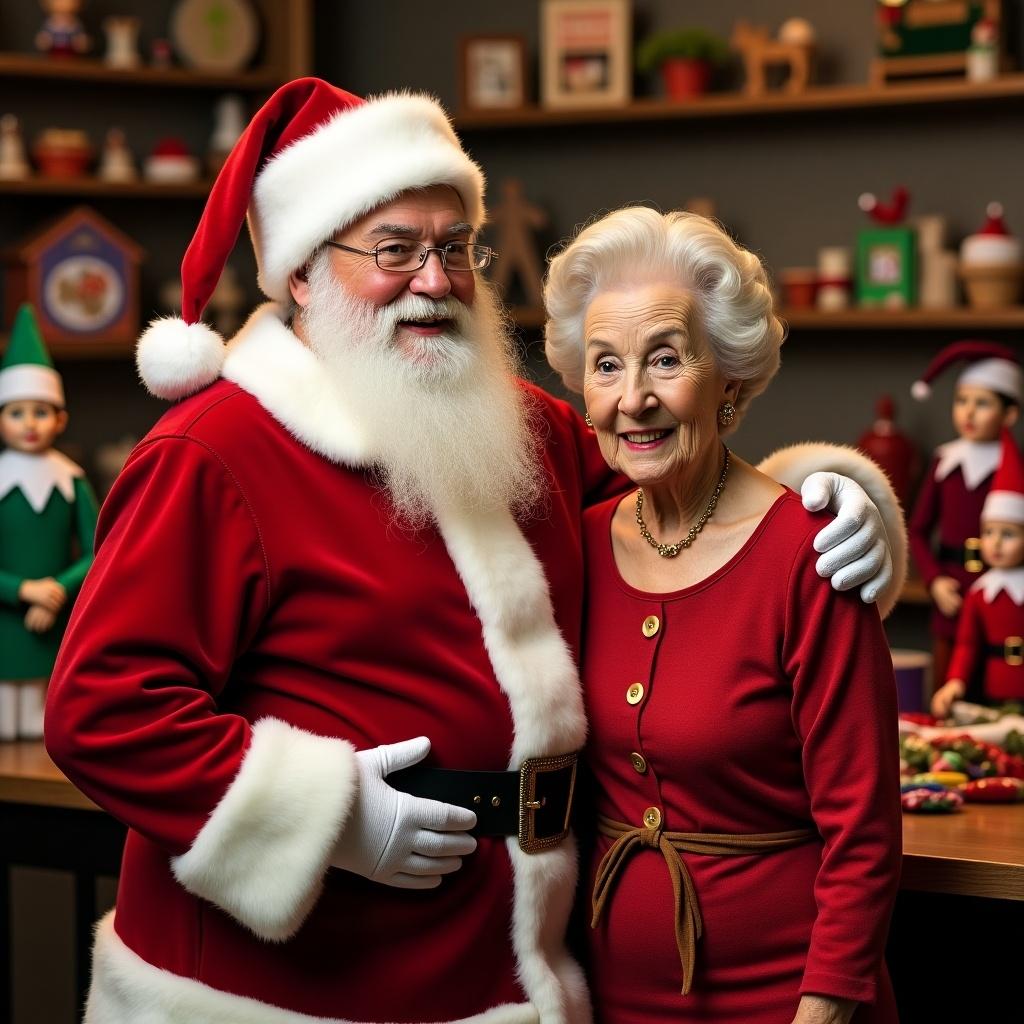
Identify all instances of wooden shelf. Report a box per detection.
[780,307,1024,330]
[456,73,1024,129]
[0,176,214,198]
[0,52,279,90]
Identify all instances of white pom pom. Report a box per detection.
[911,380,931,401]
[136,317,225,400]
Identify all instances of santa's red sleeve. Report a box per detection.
[45,435,357,941]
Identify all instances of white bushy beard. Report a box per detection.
[299,253,545,529]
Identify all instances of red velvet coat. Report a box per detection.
[46,307,615,1024]
[909,453,992,640]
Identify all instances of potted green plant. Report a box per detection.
[636,28,730,100]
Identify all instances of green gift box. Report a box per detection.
[856,226,917,307]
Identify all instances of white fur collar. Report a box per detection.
[972,566,1024,605]
[221,303,371,467]
[0,448,82,512]
[935,438,1001,490]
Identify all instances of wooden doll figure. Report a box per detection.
[933,429,1024,717]
[0,304,98,740]
[909,341,1021,686]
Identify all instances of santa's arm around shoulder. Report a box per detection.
[757,442,908,619]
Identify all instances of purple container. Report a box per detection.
[891,649,931,713]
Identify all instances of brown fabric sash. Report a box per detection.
[592,813,816,995]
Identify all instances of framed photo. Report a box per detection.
[459,35,529,112]
[541,0,631,109]
[855,227,918,308]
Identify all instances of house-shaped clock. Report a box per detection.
[4,206,144,355]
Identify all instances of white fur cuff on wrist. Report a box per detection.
[171,717,358,941]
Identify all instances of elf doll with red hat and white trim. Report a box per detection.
[932,429,1024,717]
[909,341,1021,686]
[44,78,903,1024]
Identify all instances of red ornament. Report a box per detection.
[857,395,919,509]
[960,777,1024,802]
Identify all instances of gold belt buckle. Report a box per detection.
[1005,636,1024,666]
[964,537,984,574]
[518,752,578,854]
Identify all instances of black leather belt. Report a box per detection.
[388,752,579,854]
[984,637,1024,665]
[938,539,984,573]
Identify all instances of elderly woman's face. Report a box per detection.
[582,282,732,487]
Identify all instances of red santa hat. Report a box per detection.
[137,77,486,400]
[982,428,1024,525]
[910,340,1021,402]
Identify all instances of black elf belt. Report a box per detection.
[984,637,1024,666]
[938,538,984,573]
[388,752,578,853]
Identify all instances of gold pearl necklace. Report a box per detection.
[635,446,731,558]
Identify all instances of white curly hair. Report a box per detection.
[543,206,785,433]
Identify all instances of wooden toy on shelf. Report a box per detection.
[486,178,548,317]
[97,127,138,183]
[731,18,815,96]
[960,201,1023,309]
[0,115,31,182]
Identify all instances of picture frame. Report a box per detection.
[459,35,529,112]
[541,0,632,109]
[855,226,918,308]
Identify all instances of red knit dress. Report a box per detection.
[582,490,902,1024]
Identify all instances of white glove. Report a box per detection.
[800,471,893,605]
[330,736,477,889]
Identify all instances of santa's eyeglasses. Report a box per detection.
[325,239,498,273]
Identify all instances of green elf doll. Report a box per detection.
[0,303,98,740]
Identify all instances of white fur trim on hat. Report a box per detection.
[251,92,486,302]
[982,490,1024,525]
[170,717,357,942]
[958,358,1022,401]
[136,317,226,400]
[911,380,931,401]
[0,364,64,408]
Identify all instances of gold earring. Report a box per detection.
[584,412,593,427]
[718,401,736,427]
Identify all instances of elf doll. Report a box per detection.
[0,303,97,740]
[909,341,1021,686]
[932,429,1024,717]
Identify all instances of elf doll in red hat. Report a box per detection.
[909,341,1021,685]
[932,429,1024,716]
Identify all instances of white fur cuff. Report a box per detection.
[171,718,357,941]
[757,441,908,619]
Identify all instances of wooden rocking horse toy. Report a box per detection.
[731,18,816,96]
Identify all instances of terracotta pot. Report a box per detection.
[779,268,818,309]
[960,262,1024,309]
[661,58,711,100]
[33,142,93,179]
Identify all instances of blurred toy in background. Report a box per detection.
[872,0,1005,85]
[916,213,959,309]
[93,434,137,497]
[960,201,1023,309]
[858,394,920,510]
[102,15,141,69]
[143,137,200,183]
[0,115,31,182]
[856,185,916,307]
[909,341,1021,685]
[731,17,815,96]
[208,94,247,177]
[35,0,91,57]
[486,178,548,315]
[0,304,98,740]
[967,16,1000,81]
[150,38,173,69]
[97,127,137,183]
[933,428,1024,717]
[815,246,852,311]
[32,127,92,179]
